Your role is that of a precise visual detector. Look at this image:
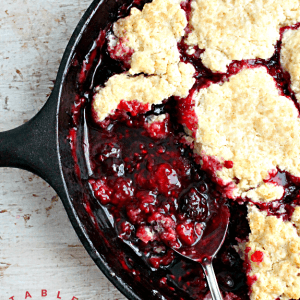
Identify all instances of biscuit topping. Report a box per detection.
[187,0,300,72]
[246,205,300,300]
[93,0,195,121]
[113,0,187,76]
[281,27,300,102]
[93,62,195,121]
[194,67,300,202]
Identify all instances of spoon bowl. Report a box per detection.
[173,204,230,300]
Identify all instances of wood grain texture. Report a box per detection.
[0,1,126,299]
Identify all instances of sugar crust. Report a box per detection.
[281,27,300,102]
[246,205,300,300]
[187,0,300,72]
[194,67,300,202]
[93,63,195,121]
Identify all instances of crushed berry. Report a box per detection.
[176,222,198,246]
[117,100,151,116]
[136,225,156,243]
[246,275,258,287]
[224,161,234,169]
[107,36,134,69]
[146,116,170,139]
[179,187,208,222]
[251,251,264,263]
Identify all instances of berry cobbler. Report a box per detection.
[69,0,300,299]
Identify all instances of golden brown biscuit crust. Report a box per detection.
[93,0,195,121]
[187,0,300,72]
[281,27,300,103]
[113,0,186,76]
[194,67,300,202]
[246,205,300,300]
[93,63,195,121]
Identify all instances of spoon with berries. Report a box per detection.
[169,188,230,300]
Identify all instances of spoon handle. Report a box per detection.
[202,260,223,300]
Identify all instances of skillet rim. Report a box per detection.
[54,0,140,299]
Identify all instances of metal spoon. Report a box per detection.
[172,204,230,300]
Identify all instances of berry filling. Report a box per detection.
[86,103,223,251]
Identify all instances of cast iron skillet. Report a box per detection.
[0,0,153,299]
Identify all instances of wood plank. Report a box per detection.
[0,1,127,298]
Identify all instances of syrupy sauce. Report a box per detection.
[78,101,247,300]
[68,0,300,299]
[87,98,230,256]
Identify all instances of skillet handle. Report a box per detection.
[0,91,63,194]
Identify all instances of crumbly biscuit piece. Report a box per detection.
[93,62,195,121]
[246,205,300,300]
[147,114,167,125]
[243,183,284,203]
[281,28,300,102]
[187,0,300,72]
[93,0,196,121]
[113,0,187,76]
[292,206,300,235]
[193,67,300,202]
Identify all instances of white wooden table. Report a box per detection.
[0,1,126,299]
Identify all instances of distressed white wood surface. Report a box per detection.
[0,1,126,299]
